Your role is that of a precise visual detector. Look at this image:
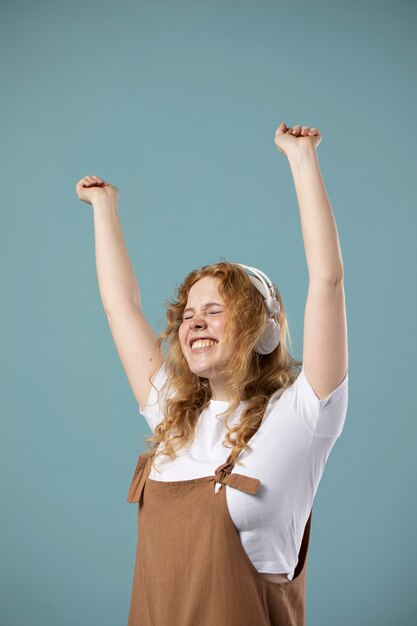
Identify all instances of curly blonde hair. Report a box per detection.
[143,259,302,471]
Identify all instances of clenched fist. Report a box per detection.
[274,121,322,158]
[75,175,119,206]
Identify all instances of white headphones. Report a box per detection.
[233,263,281,355]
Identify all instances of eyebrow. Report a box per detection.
[183,302,224,313]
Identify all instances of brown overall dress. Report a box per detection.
[127,441,312,626]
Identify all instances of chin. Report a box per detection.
[188,364,209,377]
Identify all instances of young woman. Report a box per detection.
[75,121,349,626]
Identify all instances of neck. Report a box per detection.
[210,382,231,402]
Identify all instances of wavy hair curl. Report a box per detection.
[143,260,302,471]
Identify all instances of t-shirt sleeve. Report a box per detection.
[288,366,349,438]
[139,361,171,433]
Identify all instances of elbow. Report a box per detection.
[310,269,345,288]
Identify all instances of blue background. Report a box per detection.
[1,0,416,624]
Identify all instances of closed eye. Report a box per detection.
[183,311,222,320]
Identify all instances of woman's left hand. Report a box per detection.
[274,121,322,158]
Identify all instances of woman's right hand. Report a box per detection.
[75,175,119,206]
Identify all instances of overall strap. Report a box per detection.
[126,441,160,503]
[214,454,260,495]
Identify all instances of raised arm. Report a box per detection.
[274,123,348,400]
[75,175,164,412]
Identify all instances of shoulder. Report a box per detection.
[265,367,349,439]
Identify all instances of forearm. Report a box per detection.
[287,145,344,283]
[92,199,141,313]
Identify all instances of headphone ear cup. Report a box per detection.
[254,319,281,355]
[264,295,280,316]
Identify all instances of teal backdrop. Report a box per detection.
[1,0,416,624]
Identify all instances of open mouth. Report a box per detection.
[190,339,218,353]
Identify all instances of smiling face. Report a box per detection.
[178,276,236,400]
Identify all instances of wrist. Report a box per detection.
[92,197,119,212]
[286,142,318,166]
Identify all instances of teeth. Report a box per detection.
[191,339,217,350]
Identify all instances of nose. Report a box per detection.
[189,317,207,330]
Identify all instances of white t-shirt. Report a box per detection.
[139,362,349,581]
